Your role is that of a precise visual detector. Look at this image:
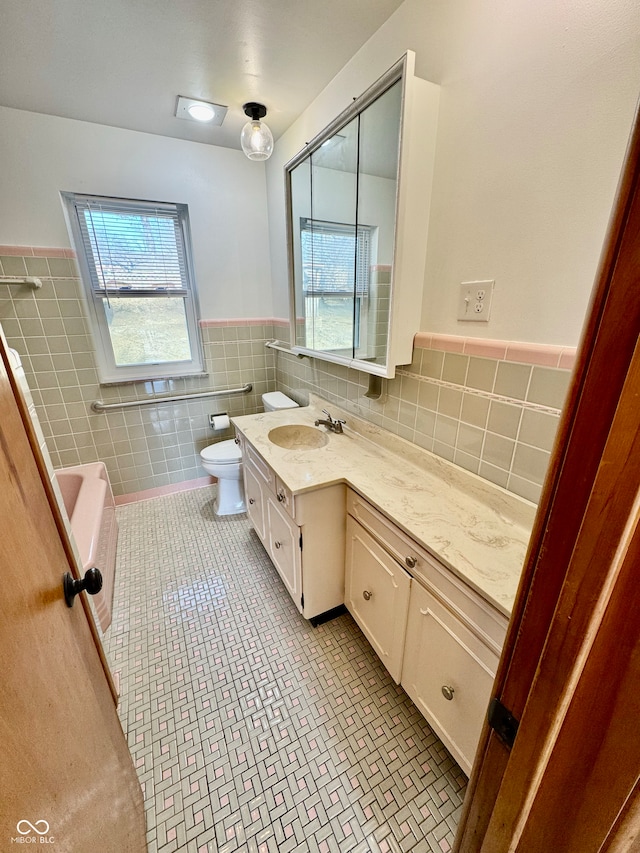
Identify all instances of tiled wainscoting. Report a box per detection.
[2,245,573,504]
[275,337,574,505]
[0,248,277,496]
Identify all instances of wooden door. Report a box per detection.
[0,339,146,851]
[454,107,640,850]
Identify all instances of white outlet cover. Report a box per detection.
[458,280,495,322]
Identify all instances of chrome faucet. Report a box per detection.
[314,409,346,434]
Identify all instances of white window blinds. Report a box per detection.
[300,218,371,296]
[73,196,189,296]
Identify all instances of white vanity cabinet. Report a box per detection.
[345,489,508,774]
[345,516,411,682]
[237,433,346,623]
[402,583,500,775]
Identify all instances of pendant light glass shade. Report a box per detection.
[241,103,274,161]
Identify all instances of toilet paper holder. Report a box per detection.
[209,412,230,430]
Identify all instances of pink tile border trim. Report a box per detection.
[199,317,289,327]
[115,475,214,506]
[0,244,76,258]
[415,332,577,370]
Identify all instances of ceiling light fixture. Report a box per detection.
[188,102,215,122]
[175,96,227,126]
[240,103,274,161]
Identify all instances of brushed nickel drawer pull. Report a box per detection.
[249,498,255,505]
[274,541,282,549]
[363,589,372,601]
[441,685,455,701]
[405,555,417,568]
[277,490,286,502]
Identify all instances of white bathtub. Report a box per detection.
[55,462,118,632]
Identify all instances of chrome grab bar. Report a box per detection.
[1,277,43,289]
[265,339,307,359]
[91,382,252,413]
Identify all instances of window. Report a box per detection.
[300,218,372,352]
[63,193,204,383]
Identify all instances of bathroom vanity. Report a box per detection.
[236,432,346,622]
[345,490,508,773]
[232,395,534,774]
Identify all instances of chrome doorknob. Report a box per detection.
[63,567,103,607]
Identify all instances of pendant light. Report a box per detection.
[240,102,274,161]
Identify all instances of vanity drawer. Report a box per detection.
[347,489,422,568]
[245,441,275,491]
[346,489,508,654]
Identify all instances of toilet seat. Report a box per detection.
[200,439,241,464]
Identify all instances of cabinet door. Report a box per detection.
[345,517,411,683]
[244,460,266,542]
[266,494,302,613]
[402,582,499,775]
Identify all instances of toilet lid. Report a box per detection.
[201,439,242,464]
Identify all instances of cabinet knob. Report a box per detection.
[405,555,417,568]
[234,437,240,445]
[363,589,372,601]
[277,491,285,502]
[249,498,255,505]
[441,685,455,701]
[274,541,282,549]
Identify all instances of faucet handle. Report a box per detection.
[322,409,334,422]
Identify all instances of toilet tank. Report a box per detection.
[262,391,299,411]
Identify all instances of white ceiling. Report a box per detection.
[0,0,406,151]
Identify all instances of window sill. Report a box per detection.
[99,372,209,388]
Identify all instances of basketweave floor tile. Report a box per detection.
[103,486,466,852]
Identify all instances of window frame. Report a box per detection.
[62,192,205,384]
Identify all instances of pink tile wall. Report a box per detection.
[415,332,576,370]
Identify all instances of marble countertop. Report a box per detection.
[232,395,535,617]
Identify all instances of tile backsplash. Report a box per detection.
[275,344,572,505]
[2,246,572,503]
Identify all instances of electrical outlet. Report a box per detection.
[458,280,494,322]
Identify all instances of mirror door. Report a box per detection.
[303,116,359,356]
[356,78,402,366]
[286,59,406,372]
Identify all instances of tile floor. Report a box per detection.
[104,486,467,853]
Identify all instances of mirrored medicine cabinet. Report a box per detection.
[285,51,440,378]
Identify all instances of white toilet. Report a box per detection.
[200,391,299,516]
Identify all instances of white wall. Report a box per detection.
[267,0,640,346]
[0,106,273,320]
